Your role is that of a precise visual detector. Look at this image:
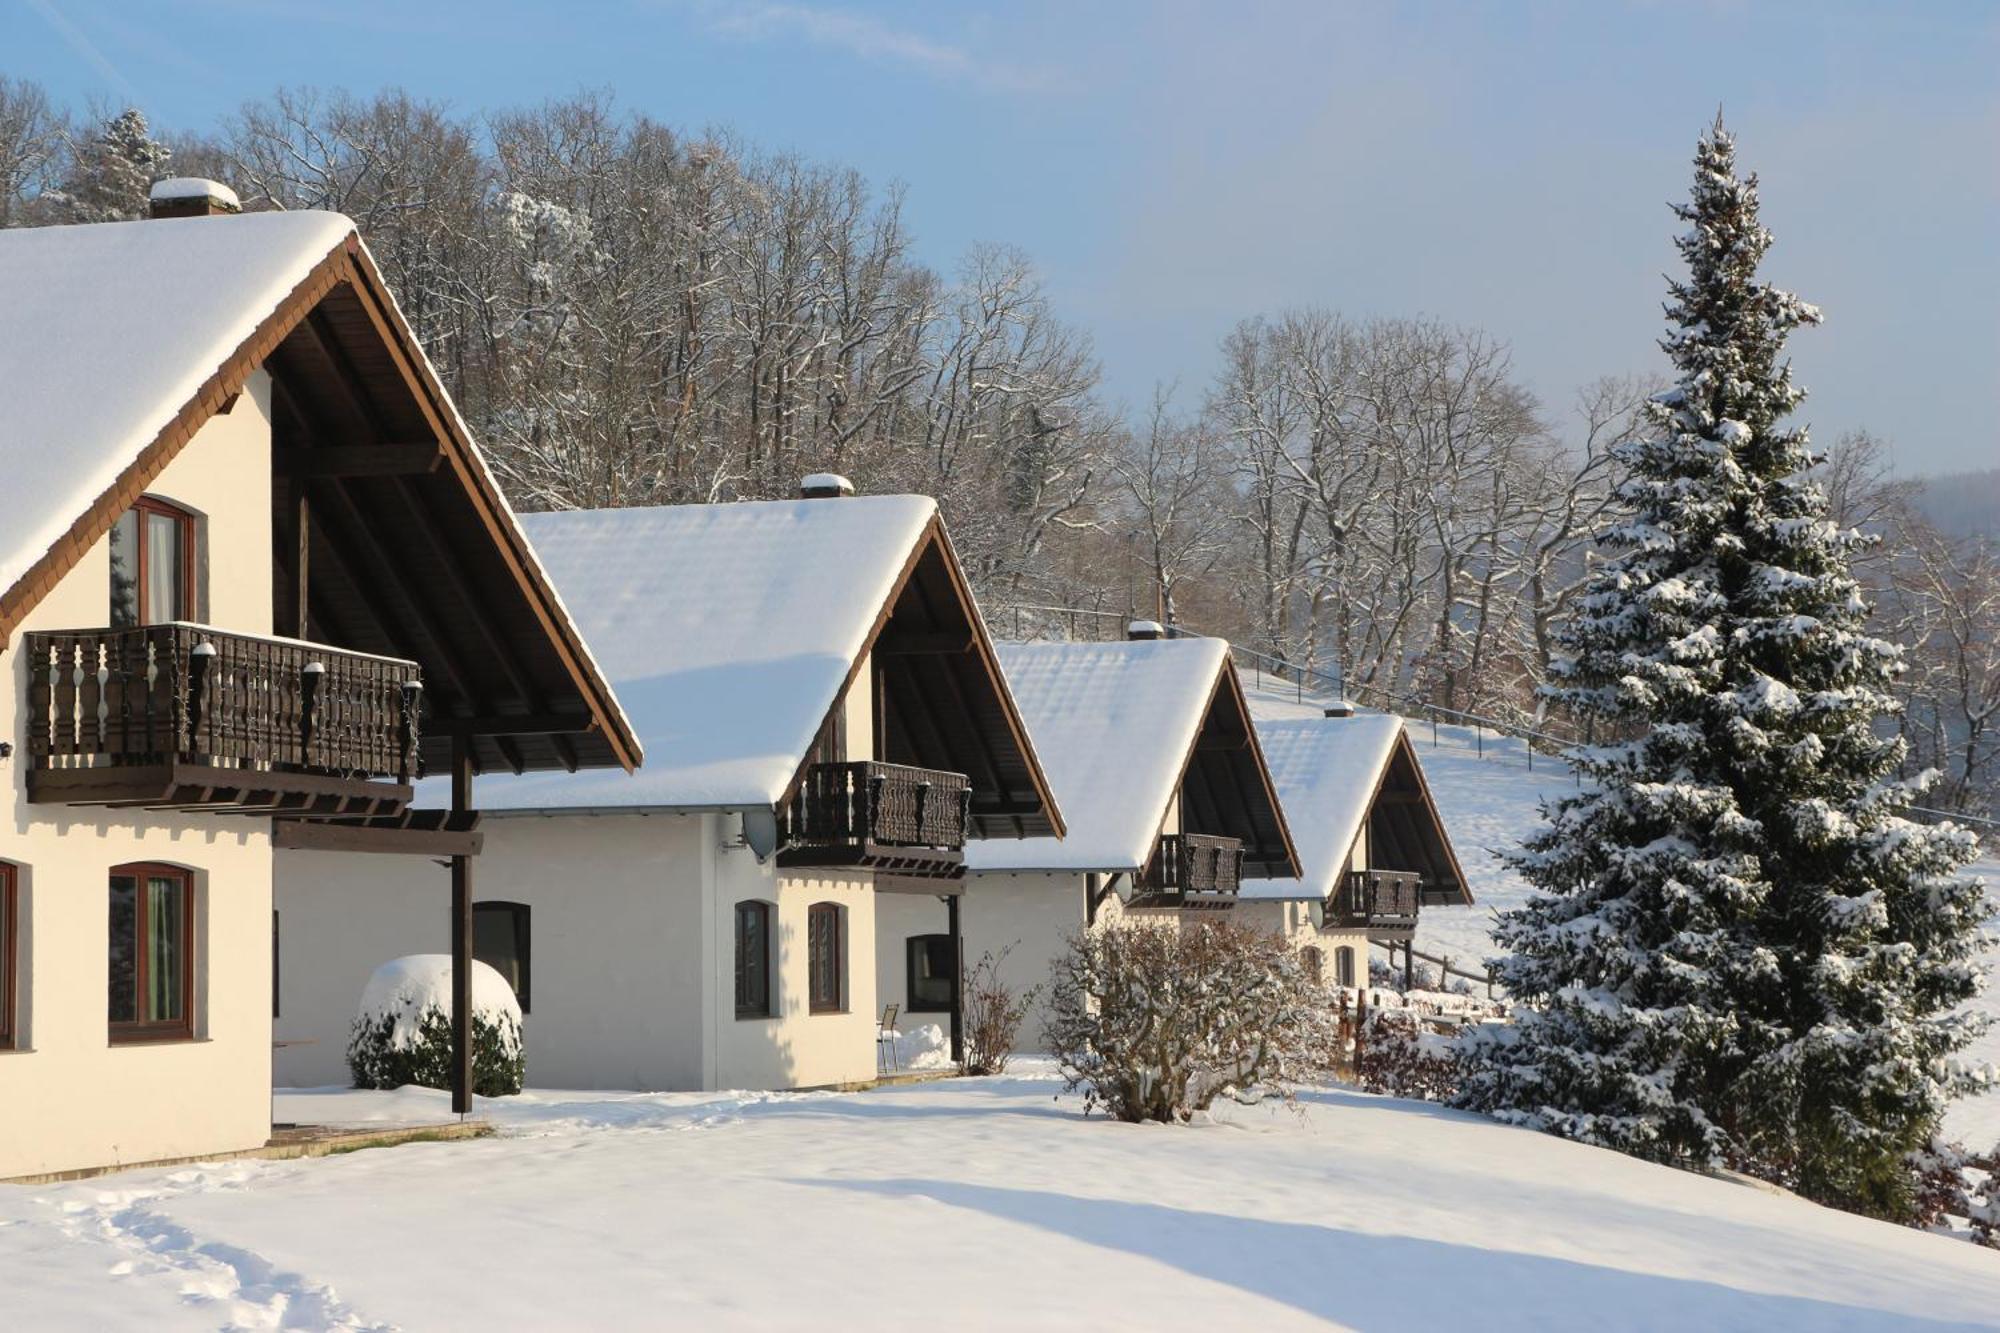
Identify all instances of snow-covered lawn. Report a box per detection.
[5,1070,1996,1331]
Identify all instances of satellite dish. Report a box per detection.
[741,807,778,861]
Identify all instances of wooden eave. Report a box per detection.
[0,227,639,778]
[781,514,1065,841]
[1361,731,1473,905]
[1174,658,1302,880]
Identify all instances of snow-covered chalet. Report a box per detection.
[0,181,639,1180]
[275,478,1065,1092]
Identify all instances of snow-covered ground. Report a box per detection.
[6,1072,1997,1331]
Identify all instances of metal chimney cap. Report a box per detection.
[799,473,855,499]
[1323,701,1357,718]
[1126,620,1166,641]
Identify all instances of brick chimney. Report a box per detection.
[1126,620,1166,641]
[148,178,241,220]
[1323,702,1356,718]
[799,473,854,499]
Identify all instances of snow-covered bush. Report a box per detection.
[1354,1006,1461,1102]
[960,945,1040,1076]
[347,955,524,1097]
[1042,919,1338,1123]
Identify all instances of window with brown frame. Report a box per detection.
[109,495,196,628]
[807,902,843,1014]
[1301,945,1324,986]
[0,863,17,1050]
[474,901,532,1013]
[734,900,773,1019]
[906,934,955,1014]
[108,863,194,1042]
[1335,946,1356,989]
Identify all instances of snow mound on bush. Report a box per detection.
[893,1022,954,1071]
[358,954,520,1050]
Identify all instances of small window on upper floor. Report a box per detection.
[109,496,196,628]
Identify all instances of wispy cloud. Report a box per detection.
[695,2,1051,92]
[23,0,141,104]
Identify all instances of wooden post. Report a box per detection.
[295,486,311,641]
[1404,939,1415,991]
[946,892,964,1066]
[450,737,474,1115]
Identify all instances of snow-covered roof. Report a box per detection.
[435,496,939,812]
[968,638,1231,873]
[0,209,352,605]
[1239,714,1405,901]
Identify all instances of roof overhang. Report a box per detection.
[0,227,640,777]
[781,515,1065,839]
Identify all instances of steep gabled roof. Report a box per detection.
[969,638,1298,876]
[0,210,639,775]
[448,497,1063,836]
[1241,715,1471,905]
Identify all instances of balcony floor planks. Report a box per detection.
[28,760,410,816]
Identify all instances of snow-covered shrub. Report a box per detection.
[1910,1139,2000,1249]
[1042,919,1339,1123]
[893,1022,955,1071]
[1355,1006,1461,1102]
[960,944,1040,1076]
[347,955,524,1097]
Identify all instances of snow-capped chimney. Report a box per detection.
[148,178,242,220]
[799,473,854,499]
[1126,620,1166,641]
[1323,702,1356,718]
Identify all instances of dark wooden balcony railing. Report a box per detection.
[1330,869,1423,933]
[1129,832,1245,910]
[777,760,972,877]
[25,622,421,815]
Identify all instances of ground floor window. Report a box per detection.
[0,862,16,1048]
[1335,945,1356,989]
[735,900,773,1019]
[474,901,533,1013]
[906,934,955,1013]
[1301,945,1324,986]
[109,863,193,1042]
[807,902,844,1014]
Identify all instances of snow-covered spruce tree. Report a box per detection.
[43,108,169,224]
[1456,120,1990,1220]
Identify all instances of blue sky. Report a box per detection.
[7,0,1996,473]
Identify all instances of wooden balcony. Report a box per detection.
[24,623,421,815]
[1129,832,1245,910]
[777,760,971,878]
[1329,869,1423,936]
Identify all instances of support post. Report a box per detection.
[1404,939,1414,991]
[450,737,474,1115]
[946,892,964,1067]
[295,485,311,640]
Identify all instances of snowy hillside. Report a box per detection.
[6,1073,1998,1331]
[1243,674,2000,1148]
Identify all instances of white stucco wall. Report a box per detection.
[710,844,878,1090]
[276,811,709,1091]
[0,376,276,1179]
[875,870,1139,1055]
[277,810,882,1093]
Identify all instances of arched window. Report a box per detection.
[807,902,845,1014]
[474,901,532,1013]
[0,862,17,1049]
[109,496,196,628]
[1335,946,1356,989]
[109,863,193,1042]
[1300,945,1324,986]
[734,900,773,1019]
